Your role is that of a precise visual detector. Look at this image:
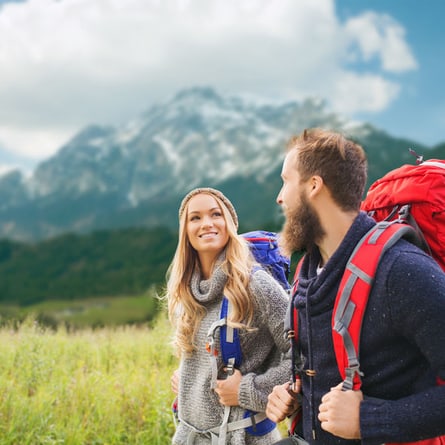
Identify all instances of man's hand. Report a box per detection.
[266,381,301,423]
[318,383,363,439]
[215,369,242,406]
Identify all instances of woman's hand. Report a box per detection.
[171,369,179,395]
[215,369,242,406]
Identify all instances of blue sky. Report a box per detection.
[336,0,444,148]
[0,0,443,172]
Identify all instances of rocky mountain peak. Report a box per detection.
[0,86,435,242]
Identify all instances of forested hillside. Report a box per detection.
[0,226,177,305]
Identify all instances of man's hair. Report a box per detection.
[287,128,367,211]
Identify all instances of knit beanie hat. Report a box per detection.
[178,187,239,229]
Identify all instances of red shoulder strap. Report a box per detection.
[332,222,417,390]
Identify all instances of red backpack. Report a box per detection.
[288,157,445,443]
[361,157,445,272]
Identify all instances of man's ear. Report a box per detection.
[308,175,324,197]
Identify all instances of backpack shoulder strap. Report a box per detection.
[332,221,418,390]
[286,257,305,391]
[206,296,242,391]
[217,255,287,374]
[219,297,243,373]
[217,265,263,374]
[208,296,277,439]
[207,262,273,380]
[286,256,305,436]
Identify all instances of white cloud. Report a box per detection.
[0,0,417,160]
[0,125,74,160]
[330,72,400,113]
[344,11,418,72]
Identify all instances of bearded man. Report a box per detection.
[266,128,445,445]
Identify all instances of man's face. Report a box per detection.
[277,151,324,255]
[277,150,301,216]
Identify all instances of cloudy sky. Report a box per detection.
[0,0,443,171]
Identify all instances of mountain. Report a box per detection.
[0,86,443,242]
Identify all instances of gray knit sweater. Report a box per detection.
[173,265,291,445]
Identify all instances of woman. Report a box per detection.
[167,187,291,445]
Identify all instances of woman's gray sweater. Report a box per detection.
[173,266,291,445]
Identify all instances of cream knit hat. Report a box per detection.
[178,187,239,229]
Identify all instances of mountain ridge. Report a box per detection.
[0,86,443,242]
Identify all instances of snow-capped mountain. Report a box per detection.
[29,87,348,203]
[0,86,437,241]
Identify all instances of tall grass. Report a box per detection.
[0,315,178,444]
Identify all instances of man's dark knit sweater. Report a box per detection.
[294,212,445,444]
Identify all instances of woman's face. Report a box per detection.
[185,193,230,257]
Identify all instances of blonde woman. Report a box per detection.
[167,187,291,445]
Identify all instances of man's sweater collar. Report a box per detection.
[295,212,376,314]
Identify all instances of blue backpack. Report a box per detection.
[208,230,291,438]
[218,230,290,371]
[242,230,291,290]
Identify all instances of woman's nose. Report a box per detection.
[201,216,213,227]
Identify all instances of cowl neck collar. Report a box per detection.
[190,252,228,305]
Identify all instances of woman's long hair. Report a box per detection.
[166,192,255,357]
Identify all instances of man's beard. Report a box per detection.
[280,192,325,257]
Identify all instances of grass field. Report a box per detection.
[0,308,289,444]
[0,315,178,444]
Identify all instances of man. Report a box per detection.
[266,128,445,444]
